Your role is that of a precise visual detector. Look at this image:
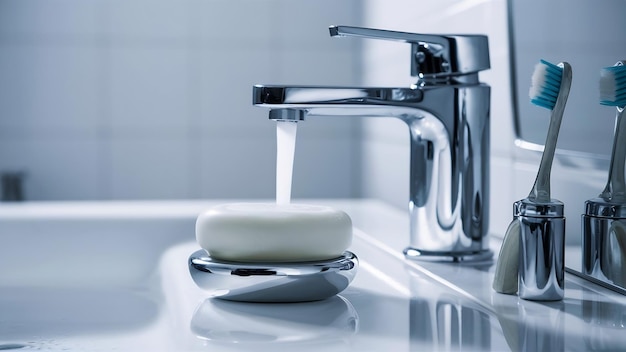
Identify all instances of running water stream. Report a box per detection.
[275,121,298,205]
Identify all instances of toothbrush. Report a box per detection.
[598,61,626,203]
[493,60,572,294]
[527,60,573,202]
[596,62,626,289]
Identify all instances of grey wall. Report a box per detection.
[0,0,363,201]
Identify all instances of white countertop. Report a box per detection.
[1,199,625,351]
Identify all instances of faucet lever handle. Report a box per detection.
[329,25,490,80]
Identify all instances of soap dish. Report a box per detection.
[188,250,358,303]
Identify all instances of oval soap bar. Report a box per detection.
[195,203,353,262]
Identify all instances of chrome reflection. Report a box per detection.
[410,298,492,350]
[583,212,626,290]
[190,295,358,346]
[491,292,564,351]
[579,288,626,351]
[518,301,564,351]
[407,270,492,350]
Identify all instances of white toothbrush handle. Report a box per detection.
[601,108,626,202]
[528,63,573,203]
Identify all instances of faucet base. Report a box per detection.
[403,247,493,263]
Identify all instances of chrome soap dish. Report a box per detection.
[188,249,358,303]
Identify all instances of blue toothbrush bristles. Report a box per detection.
[529,59,563,110]
[599,65,626,107]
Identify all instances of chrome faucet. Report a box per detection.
[253,26,492,262]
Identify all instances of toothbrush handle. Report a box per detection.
[529,108,562,201]
[528,63,573,203]
[602,108,626,202]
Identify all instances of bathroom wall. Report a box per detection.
[360,0,515,235]
[0,0,363,201]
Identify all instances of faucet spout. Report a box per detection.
[256,85,424,115]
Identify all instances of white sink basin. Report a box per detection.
[0,201,198,350]
[1,199,625,351]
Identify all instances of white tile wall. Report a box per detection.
[0,0,363,201]
[109,139,191,199]
[0,45,101,138]
[106,0,190,40]
[109,46,190,137]
[0,0,100,37]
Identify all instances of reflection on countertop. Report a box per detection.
[190,296,358,346]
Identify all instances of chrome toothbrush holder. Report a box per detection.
[515,199,565,301]
[582,200,626,289]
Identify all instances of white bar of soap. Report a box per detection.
[195,203,353,262]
